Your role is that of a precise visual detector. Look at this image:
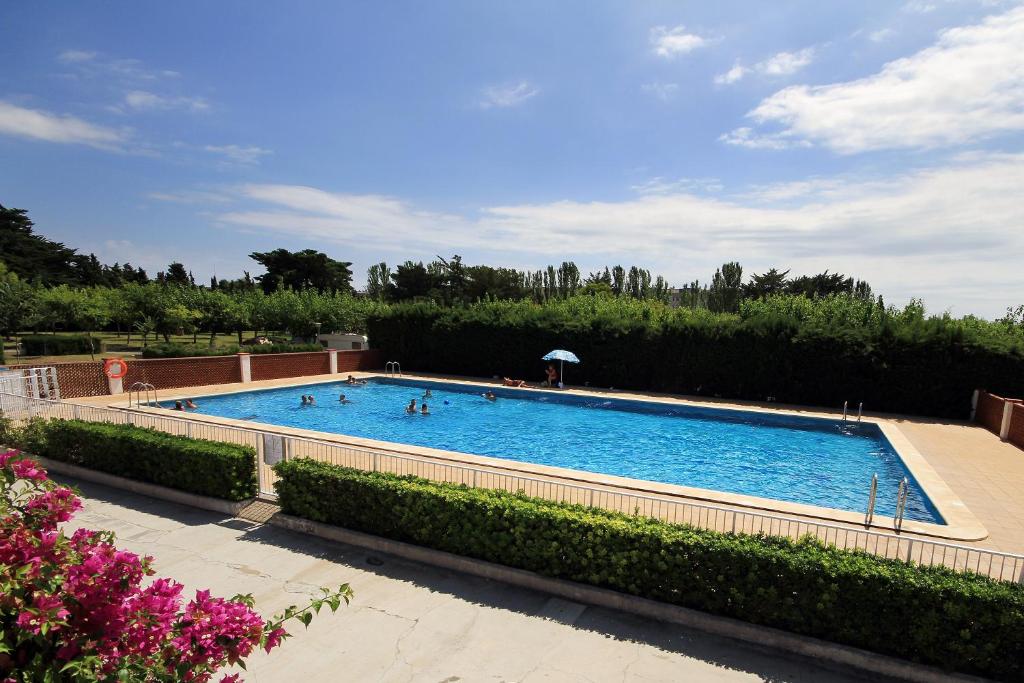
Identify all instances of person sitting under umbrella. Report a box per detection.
[542,364,558,387]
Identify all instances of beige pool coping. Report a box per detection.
[71,372,992,543]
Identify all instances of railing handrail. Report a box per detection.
[2,390,1023,579]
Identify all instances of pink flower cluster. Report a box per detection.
[0,450,288,682]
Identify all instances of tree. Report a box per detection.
[249,249,353,294]
[0,206,80,285]
[389,261,434,301]
[366,262,392,302]
[786,270,854,298]
[708,262,743,313]
[164,262,191,287]
[744,268,790,300]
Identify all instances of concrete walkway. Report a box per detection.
[61,477,881,683]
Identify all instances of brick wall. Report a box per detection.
[1009,402,1024,450]
[7,350,384,398]
[250,351,331,381]
[123,356,242,391]
[976,391,1006,434]
[337,348,384,373]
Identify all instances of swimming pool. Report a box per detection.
[183,378,943,523]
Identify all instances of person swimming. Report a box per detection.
[483,391,497,402]
[406,398,417,414]
[423,388,432,399]
[421,402,429,415]
[345,375,366,385]
[338,394,351,404]
[173,401,184,411]
[306,394,316,405]
[301,395,309,406]
[185,398,198,410]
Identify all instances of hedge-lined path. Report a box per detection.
[61,475,880,682]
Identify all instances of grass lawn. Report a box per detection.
[2,331,266,365]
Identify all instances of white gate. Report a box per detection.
[0,367,61,417]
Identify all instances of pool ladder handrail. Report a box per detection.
[842,401,864,424]
[384,361,402,377]
[127,382,160,408]
[893,477,909,531]
[864,473,878,526]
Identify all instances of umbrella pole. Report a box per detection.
[560,359,564,388]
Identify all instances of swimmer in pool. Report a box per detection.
[173,401,185,411]
[483,391,497,402]
[338,394,351,404]
[306,394,316,405]
[423,388,432,399]
[421,403,429,415]
[301,395,309,406]
[185,398,198,410]
[406,398,417,414]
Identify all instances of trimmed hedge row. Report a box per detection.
[275,458,1024,681]
[140,342,323,358]
[18,420,257,501]
[367,303,1024,418]
[20,334,100,356]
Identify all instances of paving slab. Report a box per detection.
[58,475,886,683]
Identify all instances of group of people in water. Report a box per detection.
[172,398,199,411]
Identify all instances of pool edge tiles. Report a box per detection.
[134,372,986,541]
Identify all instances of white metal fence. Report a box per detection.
[2,391,1023,584]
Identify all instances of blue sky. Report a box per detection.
[2,0,1022,317]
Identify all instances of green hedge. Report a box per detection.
[367,301,1024,418]
[20,334,101,356]
[141,342,322,358]
[275,458,1024,681]
[19,420,257,501]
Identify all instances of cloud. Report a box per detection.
[756,48,816,76]
[868,28,897,42]
[716,48,815,86]
[714,63,749,85]
[202,144,272,165]
[122,90,209,113]
[0,101,126,149]
[650,25,709,58]
[641,82,679,101]
[195,153,1024,315]
[631,177,724,195]
[58,50,97,63]
[148,190,233,205]
[718,126,807,150]
[478,81,539,109]
[722,6,1024,153]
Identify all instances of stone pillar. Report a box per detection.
[107,375,123,395]
[328,349,338,374]
[238,352,252,383]
[970,389,980,422]
[1000,401,1013,441]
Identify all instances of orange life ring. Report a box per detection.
[104,358,128,379]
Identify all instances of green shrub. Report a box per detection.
[367,297,1024,418]
[19,420,257,501]
[275,458,1024,681]
[20,334,101,356]
[141,342,322,358]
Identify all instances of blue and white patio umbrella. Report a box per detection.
[542,349,580,387]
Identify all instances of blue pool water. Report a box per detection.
[184,378,942,523]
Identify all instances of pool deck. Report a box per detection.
[61,477,884,683]
[70,372,1024,552]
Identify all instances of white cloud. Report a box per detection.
[756,48,816,76]
[869,28,897,42]
[198,153,1024,316]
[718,126,807,150]
[0,101,126,149]
[641,82,679,101]
[202,144,272,165]
[148,190,233,205]
[903,0,938,13]
[650,25,709,58]
[714,48,814,86]
[724,6,1024,153]
[58,50,97,63]
[631,177,724,195]
[714,63,749,85]
[123,90,209,113]
[478,81,539,109]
